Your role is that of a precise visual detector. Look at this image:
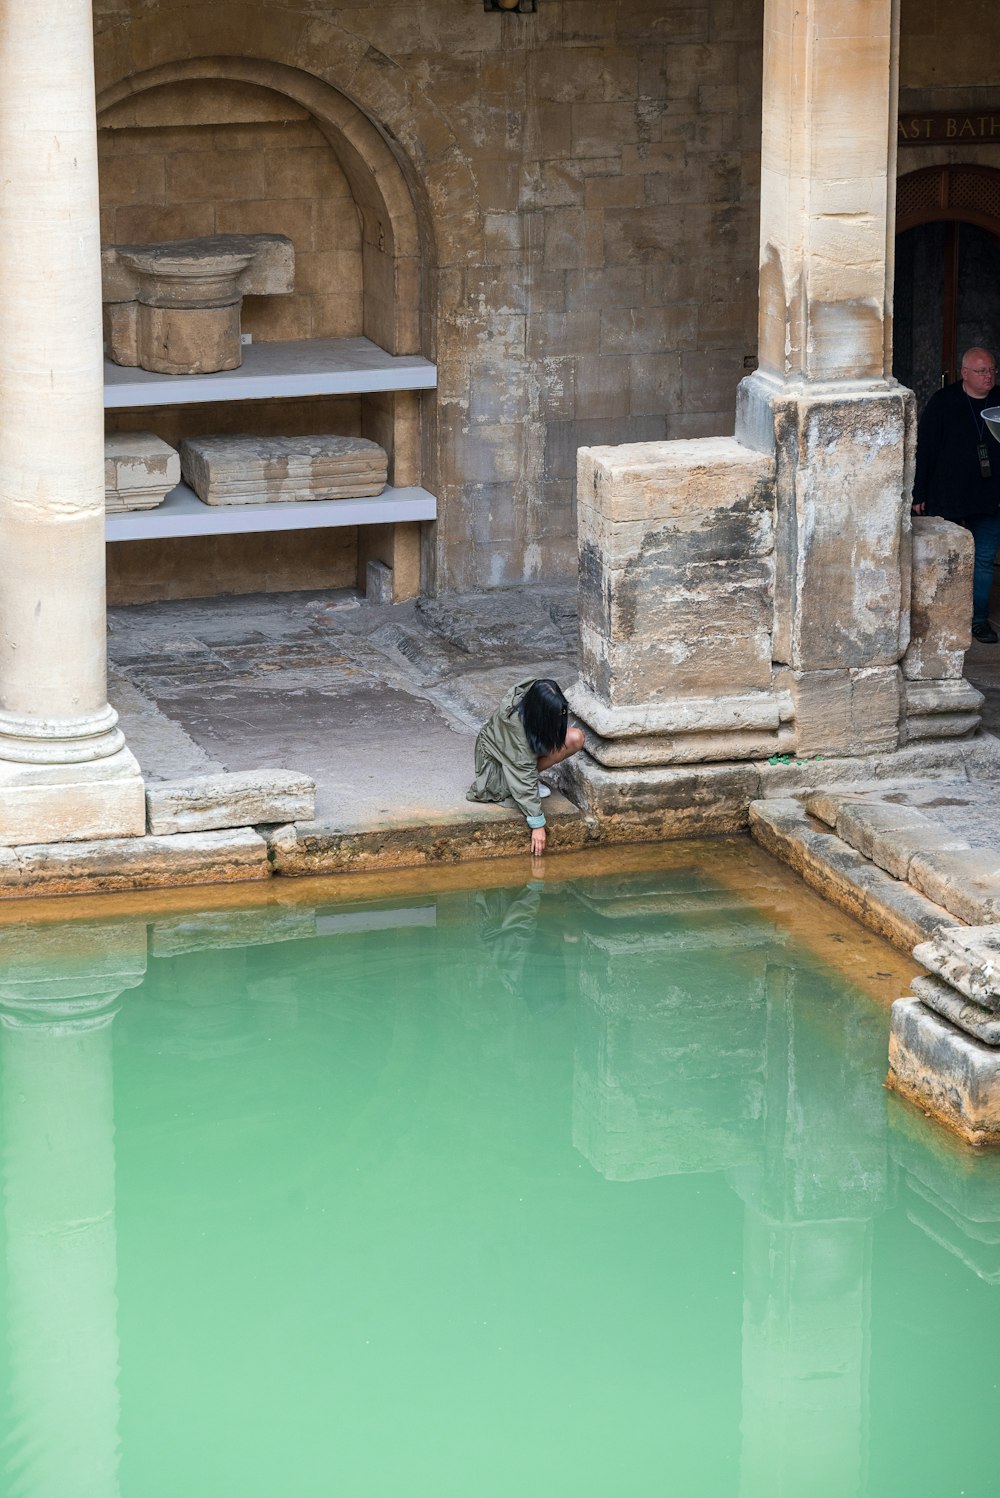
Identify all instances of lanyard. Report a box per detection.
[967,393,988,441]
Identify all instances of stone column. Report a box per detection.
[736,0,913,755]
[0,0,144,844]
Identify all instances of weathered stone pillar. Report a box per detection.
[735,0,912,754]
[0,0,144,844]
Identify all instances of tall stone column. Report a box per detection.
[0,0,144,843]
[736,0,914,756]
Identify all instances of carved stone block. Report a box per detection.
[102,233,294,375]
[104,432,180,512]
[179,434,388,505]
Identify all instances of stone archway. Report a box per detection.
[895,164,1000,404]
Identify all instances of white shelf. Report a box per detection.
[106,482,437,542]
[103,336,437,409]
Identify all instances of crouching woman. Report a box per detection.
[466,678,584,855]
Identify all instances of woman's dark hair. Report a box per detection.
[516,678,569,757]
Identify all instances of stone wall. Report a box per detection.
[93,0,764,593]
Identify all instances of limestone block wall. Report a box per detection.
[92,0,765,593]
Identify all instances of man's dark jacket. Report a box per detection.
[914,378,1000,519]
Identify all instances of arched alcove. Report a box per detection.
[97,60,435,604]
[96,57,427,356]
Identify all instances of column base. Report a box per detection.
[0,746,145,847]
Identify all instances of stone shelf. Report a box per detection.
[105,482,437,541]
[103,336,437,408]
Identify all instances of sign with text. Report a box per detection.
[899,112,1000,144]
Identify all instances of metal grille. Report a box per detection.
[948,164,1000,220]
[897,164,1000,226]
[896,166,943,220]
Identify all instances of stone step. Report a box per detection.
[265,793,591,875]
[0,828,269,899]
[748,798,959,951]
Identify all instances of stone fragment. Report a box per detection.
[366,559,394,604]
[912,925,1000,1011]
[145,770,316,835]
[104,432,180,512]
[911,975,1000,1046]
[902,516,974,681]
[888,997,1000,1146]
[908,850,1000,926]
[102,233,294,374]
[11,828,269,896]
[180,435,388,506]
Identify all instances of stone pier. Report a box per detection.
[564,0,980,829]
[0,0,144,845]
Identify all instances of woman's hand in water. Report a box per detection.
[531,826,546,856]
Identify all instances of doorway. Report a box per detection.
[894,164,1000,410]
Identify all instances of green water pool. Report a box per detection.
[0,847,998,1497]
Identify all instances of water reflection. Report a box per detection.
[0,873,998,1496]
[0,922,143,1498]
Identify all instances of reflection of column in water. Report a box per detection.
[738,1209,872,1498]
[889,1098,1000,1284]
[0,921,144,1498]
[570,884,773,1178]
[731,964,889,1498]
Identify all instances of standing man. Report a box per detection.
[913,347,1000,643]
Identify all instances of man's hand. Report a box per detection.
[531,826,546,857]
[912,501,926,514]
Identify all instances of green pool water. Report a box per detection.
[1,850,999,1498]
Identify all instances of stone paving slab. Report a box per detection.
[146,769,315,835]
[909,849,1000,925]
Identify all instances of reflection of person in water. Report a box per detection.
[475,882,577,1008]
[466,679,584,856]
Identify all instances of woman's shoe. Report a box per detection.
[972,620,999,643]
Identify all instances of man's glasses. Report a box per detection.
[964,366,996,376]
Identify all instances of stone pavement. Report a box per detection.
[108,583,587,871]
